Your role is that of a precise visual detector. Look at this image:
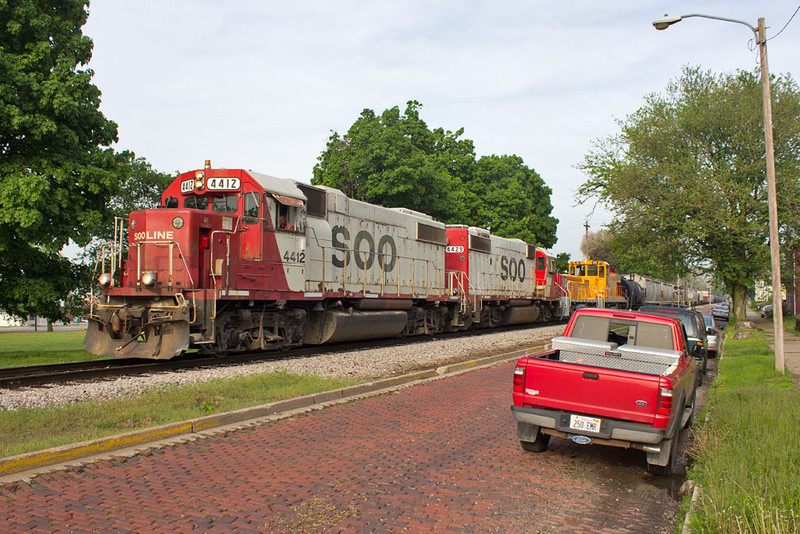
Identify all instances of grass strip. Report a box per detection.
[0,331,106,367]
[0,371,356,458]
[687,329,800,533]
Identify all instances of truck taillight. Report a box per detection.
[513,365,525,393]
[657,377,673,416]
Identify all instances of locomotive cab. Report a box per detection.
[85,165,311,359]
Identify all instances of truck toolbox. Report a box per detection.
[550,336,681,376]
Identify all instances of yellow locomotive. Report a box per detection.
[563,259,630,308]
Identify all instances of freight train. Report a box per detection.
[563,259,699,310]
[85,163,567,359]
[84,162,698,360]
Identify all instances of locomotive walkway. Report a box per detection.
[0,357,681,532]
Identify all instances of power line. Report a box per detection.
[768,3,800,41]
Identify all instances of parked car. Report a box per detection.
[760,304,773,318]
[712,304,730,321]
[702,314,719,357]
[639,306,708,382]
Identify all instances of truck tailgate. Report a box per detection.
[521,358,660,425]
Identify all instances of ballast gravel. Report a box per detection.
[0,325,564,412]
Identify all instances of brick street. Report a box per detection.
[0,360,685,533]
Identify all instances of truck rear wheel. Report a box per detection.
[520,431,550,453]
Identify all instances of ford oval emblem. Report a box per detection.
[572,435,592,445]
[636,400,648,406]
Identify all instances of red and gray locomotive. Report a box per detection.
[85,162,564,359]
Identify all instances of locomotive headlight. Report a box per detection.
[98,273,112,287]
[194,171,205,190]
[172,216,184,229]
[142,272,157,287]
[130,219,136,231]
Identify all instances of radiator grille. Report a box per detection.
[298,184,326,218]
[417,222,447,245]
[469,234,491,253]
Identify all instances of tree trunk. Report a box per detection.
[46,319,53,332]
[729,282,749,324]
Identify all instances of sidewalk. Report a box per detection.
[746,308,800,383]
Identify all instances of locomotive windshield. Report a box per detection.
[180,194,238,213]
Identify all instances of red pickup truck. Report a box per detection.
[511,308,698,475]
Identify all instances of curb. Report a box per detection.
[0,348,531,480]
[681,482,702,534]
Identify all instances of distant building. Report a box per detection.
[755,280,787,303]
[0,311,23,327]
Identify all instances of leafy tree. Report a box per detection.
[580,229,618,266]
[466,154,557,247]
[108,151,173,219]
[0,0,120,321]
[554,252,571,274]
[313,101,472,223]
[313,101,558,247]
[0,1,171,322]
[578,67,800,320]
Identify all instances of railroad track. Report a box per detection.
[0,321,566,389]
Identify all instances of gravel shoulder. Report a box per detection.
[0,324,565,411]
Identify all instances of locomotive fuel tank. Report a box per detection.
[303,309,409,344]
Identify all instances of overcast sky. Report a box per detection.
[83,1,800,259]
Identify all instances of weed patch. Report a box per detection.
[687,328,800,532]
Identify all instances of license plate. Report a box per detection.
[569,415,601,433]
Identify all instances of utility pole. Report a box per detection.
[757,17,785,374]
[584,221,590,259]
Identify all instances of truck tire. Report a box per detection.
[683,388,697,429]
[520,431,550,453]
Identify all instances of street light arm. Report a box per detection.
[652,13,758,39]
[680,14,757,34]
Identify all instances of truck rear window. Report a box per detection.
[571,316,673,350]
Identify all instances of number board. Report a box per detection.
[180,179,194,193]
[206,177,240,191]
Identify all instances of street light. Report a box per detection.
[652,13,785,374]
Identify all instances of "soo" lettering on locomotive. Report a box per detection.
[331,226,397,272]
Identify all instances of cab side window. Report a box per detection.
[243,191,260,223]
[277,205,296,231]
[164,196,178,208]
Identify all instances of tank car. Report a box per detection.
[84,162,561,359]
